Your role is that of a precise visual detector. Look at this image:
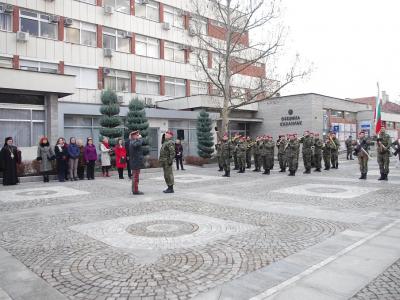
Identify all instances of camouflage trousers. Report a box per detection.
[358,155,369,174]
[377,153,390,175]
[238,156,246,169]
[278,153,286,170]
[233,153,238,169]
[287,156,298,172]
[246,152,252,168]
[254,154,261,170]
[331,151,339,168]
[262,155,274,171]
[162,163,174,186]
[303,151,312,170]
[222,157,231,172]
[217,156,223,169]
[323,155,331,169]
[314,153,322,169]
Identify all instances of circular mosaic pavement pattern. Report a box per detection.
[16,190,58,196]
[0,199,354,299]
[126,220,199,237]
[306,187,347,194]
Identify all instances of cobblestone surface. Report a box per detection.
[0,159,399,299]
[351,259,400,300]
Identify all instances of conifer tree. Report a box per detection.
[99,90,122,147]
[126,98,150,156]
[197,110,214,158]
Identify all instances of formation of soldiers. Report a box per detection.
[215,128,399,180]
[215,131,340,177]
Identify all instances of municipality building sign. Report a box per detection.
[280,109,303,127]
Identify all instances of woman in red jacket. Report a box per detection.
[114,138,127,179]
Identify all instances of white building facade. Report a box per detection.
[0,0,265,158]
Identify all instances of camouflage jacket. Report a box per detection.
[221,141,234,159]
[276,139,287,154]
[345,139,354,150]
[159,139,175,164]
[285,140,300,158]
[377,133,391,155]
[314,138,323,154]
[300,136,314,153]
[236,142,247,158]
[331,137,340,153]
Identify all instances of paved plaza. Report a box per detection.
[0,158,400,300]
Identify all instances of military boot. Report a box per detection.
[384,173,388,181]
[163,185,174,193]
[288,170,294,176]
[315,168,321,172]
[279,169,285,172]
[222,170,228,177]
[378,173,385,180]
[303,169,311,174]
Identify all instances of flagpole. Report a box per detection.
[375,82,381,135]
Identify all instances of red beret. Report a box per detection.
[166,130,174,136]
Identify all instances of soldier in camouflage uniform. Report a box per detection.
[330,132,340,169]
[286,134,300,176]
[253,137,262,172]
[276,135,287,172]
[232,134,239,170]
[262,136,275,175]
[246,136,253,169]
[376,127,392,180]
[159,130,176,193]
[221,133,234,177]
[215,142,223,171]
[236,136,247,173]
[313,133,323,172]
[354,131,370,180]
[345,135,354,160]
[322,136,332,170]
[294,133,300,171]
[300,131,313,174]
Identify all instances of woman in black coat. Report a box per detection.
[0,137,19,185]
[129,130,144,195]
[54,137,69,182]
[175,139,185,170]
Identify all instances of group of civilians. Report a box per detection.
[1,132,186,194]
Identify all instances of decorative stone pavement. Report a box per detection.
[0,158,399,299]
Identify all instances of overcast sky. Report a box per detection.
[276,0,400,102]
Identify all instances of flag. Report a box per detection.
[374,82,382,135]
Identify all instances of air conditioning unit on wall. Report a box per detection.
[104,5,114,15]
[49,15,60,23]
[64,18,73,27]
[144,97,153,106]
[103,48,113,57]
[103,67,111,75]
[16,31,29,42]
[162,22,171,31]
[0,4,13,13]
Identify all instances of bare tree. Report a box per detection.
[188,0,309,136]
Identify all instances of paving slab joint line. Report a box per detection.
[249,219,400,300]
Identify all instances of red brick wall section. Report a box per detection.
[58,61,65,74]
[97,25,103,48]
[159,3,164,23]
[184,13,190,30]
[12,55,19,69]
[98,67,104,90]
[130,0,135,15]
[12,6,19,32]
[131,71,136,93]
[230,60,266,78]
[96,0,102,6]
[160,40,165,59]
[184,49,189,64]
[130,32,136,54]
[208,22,249,47]
[160,76,165,96]
[58,16,64,41]
[207,51,212,68]
[186,79,190,97]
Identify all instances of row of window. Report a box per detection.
[1,56,207,96]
